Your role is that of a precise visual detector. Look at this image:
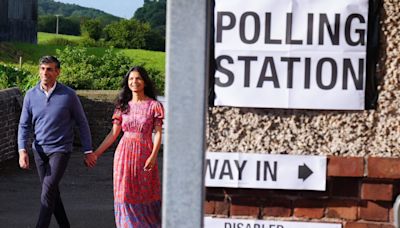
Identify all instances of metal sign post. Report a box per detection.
[163,0,209,227]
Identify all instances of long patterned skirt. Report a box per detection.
[113,134,161,228]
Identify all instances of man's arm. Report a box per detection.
[70,93,93,153]
[18,94,32,169]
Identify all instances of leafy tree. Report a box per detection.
[133,1,166,50]
[58,16,81,35]
[81,19,102,40]
[38,15,56,33]
[134,1,166,32]
[144,29,165,51]
[103,19,151,49]
[38,15,80,35]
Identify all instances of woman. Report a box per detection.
[89,66,164,227]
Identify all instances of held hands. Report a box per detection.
[18,149,29,169]
[84,152,98,168]
[144,155,157,172]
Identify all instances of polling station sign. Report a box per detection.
[205,152,327,191]
[214,0,369,110]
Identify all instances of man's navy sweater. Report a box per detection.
[18,82,92,153]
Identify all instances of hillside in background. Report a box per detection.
[38,0,122,23]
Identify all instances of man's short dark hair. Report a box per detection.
[39,56,61,69]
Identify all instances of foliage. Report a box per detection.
[54,46,164,94]
[146,67,164,96]
[143,29,165,51]
[11,37,165,76]
[134,1,166,34]
[3,38,165,94]
[38,15,81,36]
[103,19,151,49]
[81,19,102,41]
[0,64,36,92]
[133,1,166,51]
[55,46,130,90]
[38,0,121,25]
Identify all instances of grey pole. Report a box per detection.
[163,0,209,227]
[55,15,60,35]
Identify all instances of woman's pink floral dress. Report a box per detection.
[112,99,164,228]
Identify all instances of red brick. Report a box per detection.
[368,157,400,179]
[359,201,389,222]
[262,198,291,217]
[382,225,395,228]
[230,196,261,218]
[204,201,215,215]
[361,183,393,201]
[230,204,260,218]
[293,199,325,219]
[345,222,386,228]
[215,201,230,216]
[326,199,358,220]
[389,207,394,223]
[328,156,364,177]
[330,178,360,198]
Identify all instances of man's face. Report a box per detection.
[39,63,60,87]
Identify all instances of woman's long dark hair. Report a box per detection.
[116,66,158,113]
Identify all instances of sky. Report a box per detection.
[55,0,144,19]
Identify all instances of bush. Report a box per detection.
[1,46,165,94]
[55,46,165,94]
[56,46,132,90]
[81,19,102,41]
[0,64,36,92]
[146,67,164,95]
[103,19,150,49]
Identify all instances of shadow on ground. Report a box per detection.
[0,149,116,228]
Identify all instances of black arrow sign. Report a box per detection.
[298,163,313,181]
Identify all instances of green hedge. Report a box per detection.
[0,46,165,95]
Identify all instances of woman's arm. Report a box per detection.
[86,123,121,168]
[95,123,122,157]
[144,125,162,171]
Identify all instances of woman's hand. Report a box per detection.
[84,152,98,168]
[144,155,157,172]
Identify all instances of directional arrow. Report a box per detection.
[298,163,313,181]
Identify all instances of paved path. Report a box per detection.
[0,150,117,228]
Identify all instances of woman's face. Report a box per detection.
[128,71,145,93]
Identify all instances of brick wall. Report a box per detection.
[0,88,22,163]
[205,156,400,227]
[76,90,120,151]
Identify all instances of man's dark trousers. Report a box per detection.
[33,150,71,228]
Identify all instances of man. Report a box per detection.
[18,56,97,228]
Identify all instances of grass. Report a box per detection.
[0,32,165,75]
[38,32,84,43]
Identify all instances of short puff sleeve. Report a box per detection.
[153,101,164,127]
[112,108,122,125]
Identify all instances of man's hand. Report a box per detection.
[19,149,29,169]
[84,153,97,168]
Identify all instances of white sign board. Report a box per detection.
[214,0,369,110]
[205,152,326,191]
[204,217,342,228]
